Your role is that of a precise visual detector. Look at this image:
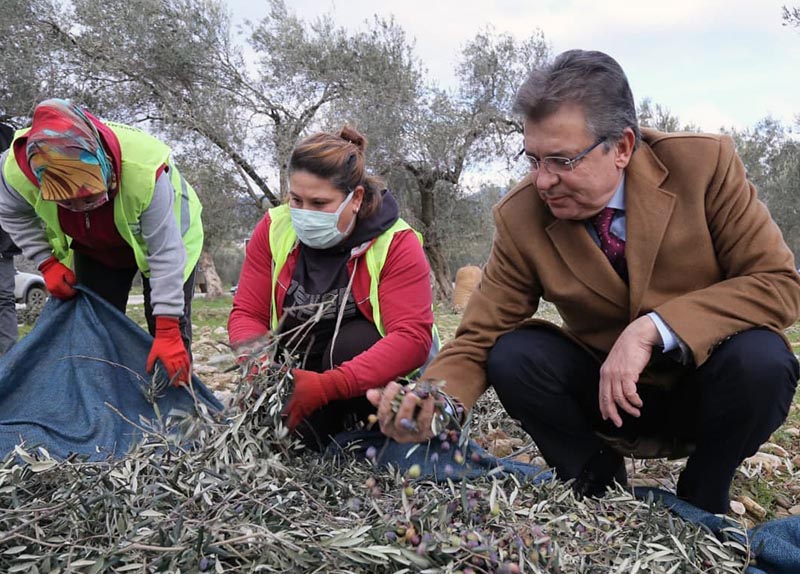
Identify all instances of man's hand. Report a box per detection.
[599,315,661,428]
[366,381,436,443]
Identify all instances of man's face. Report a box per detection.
[522,103,634,220]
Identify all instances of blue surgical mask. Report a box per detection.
[289,191,356,249]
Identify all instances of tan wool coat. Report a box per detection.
[426,128,800,409]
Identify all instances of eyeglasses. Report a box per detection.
[518,137,607,174]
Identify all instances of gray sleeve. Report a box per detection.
[0,150,54,267]
[141,171,188,317]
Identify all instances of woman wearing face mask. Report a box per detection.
[228,126,436,446]
[0,99,204,386]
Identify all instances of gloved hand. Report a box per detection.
[233,336,270,365]
[146,316,191,386]
[284,368,353,431]
[39,255,77,300]
[231,336,272,382]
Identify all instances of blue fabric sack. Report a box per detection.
[0,287,222,461]
[328,428,552,482]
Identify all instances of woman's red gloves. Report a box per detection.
[39,256,77,300]
[146,316,191,386]
[284,368,353,430]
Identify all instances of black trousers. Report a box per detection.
[0,257,16,354]
[74,252,197,351]
[297,318,382,450]
[487,325,799,514]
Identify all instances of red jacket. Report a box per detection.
[229,212,434,393]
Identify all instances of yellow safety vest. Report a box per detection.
[2,122,203,280]
[267,203,439,373]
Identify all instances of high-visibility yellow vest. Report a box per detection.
[268,203,439,372]
[2,122,203,280]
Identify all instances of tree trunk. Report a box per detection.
[417,180,453,302]
[198,249,225,298]
[425,240,453,302]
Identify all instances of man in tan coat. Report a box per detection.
[369,49,800,514]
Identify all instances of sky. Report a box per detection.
[225,0,800,133]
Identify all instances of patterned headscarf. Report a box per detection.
[25,99,114,201]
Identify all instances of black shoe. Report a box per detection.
[572,447,627,498]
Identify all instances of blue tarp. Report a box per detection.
[0,287,222,461]
[329,428,553,482]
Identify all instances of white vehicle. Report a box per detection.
[14,269,48,309]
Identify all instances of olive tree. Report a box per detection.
[783,5,800,28]
[637,98,700,132]
[727,118,800,258]
[2,0,422,294]
[344,29,551,299]
[0,0,81,124]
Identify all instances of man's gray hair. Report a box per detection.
[512,50,641,149]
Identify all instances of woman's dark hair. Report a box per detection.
[288,126,385,218]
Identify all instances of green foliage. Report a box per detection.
[726,118,790,183]
[1,0,425,285]
[125,294,234,333]
[750,477,778,515]
[212,243,248,287]
[1,0,423,208]
[173,144,261,249]
[726,118,800,258]
[188,294,235,331]
[637,98,700,133]
[0,0,76,123]
[441,181,508,272]
[783,5,800,28]
[246,1,421,196]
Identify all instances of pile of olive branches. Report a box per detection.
[0,344,750,573]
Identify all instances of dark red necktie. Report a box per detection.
[591,207,628,282]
